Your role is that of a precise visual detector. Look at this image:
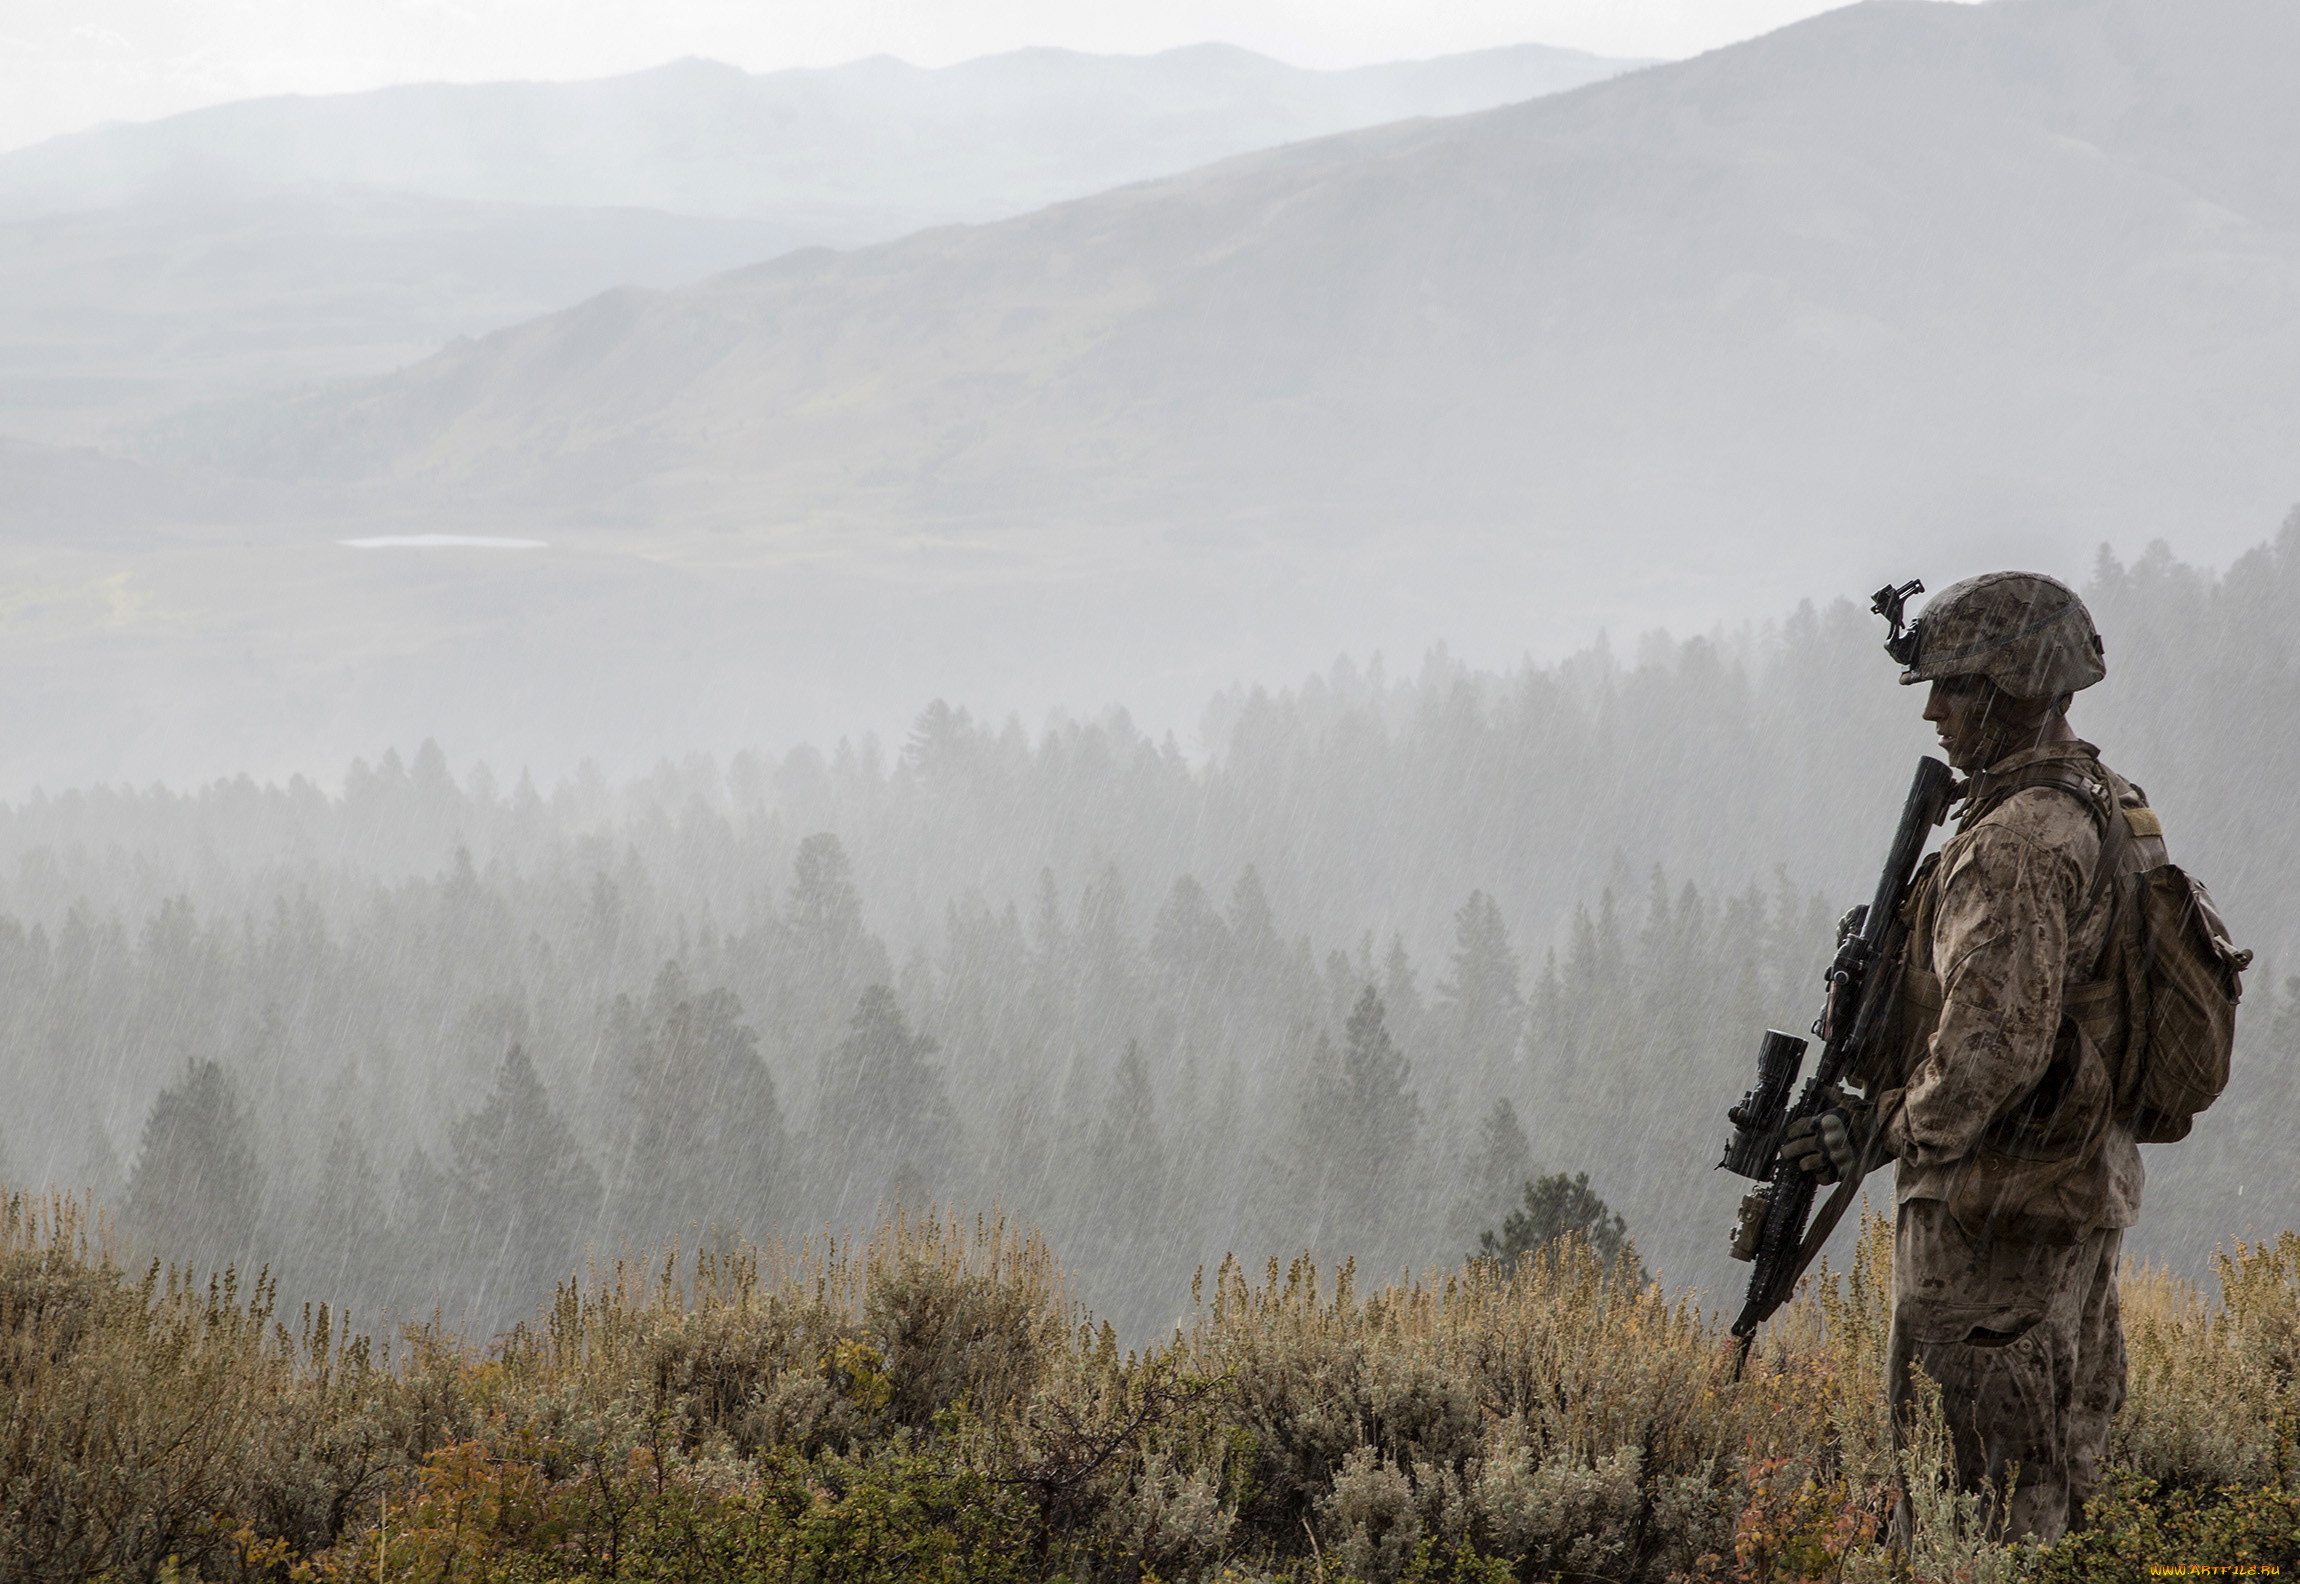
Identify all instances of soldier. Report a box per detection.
[1781,571,2142,1543]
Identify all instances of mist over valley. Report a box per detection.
[2,0,2298,1452]
[0,534,2292,1348]
[3,0,2298,803]
[12,4,2300,1575]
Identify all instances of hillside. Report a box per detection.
[0,44,1636,446]
[171,0,2300,609]
[8,0,2300,798]
[0,192,800,445]
[0,45,1638,228]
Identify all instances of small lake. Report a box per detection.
[339,535,547,550]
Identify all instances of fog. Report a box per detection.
[0,0,1882,151]
[0,44,1634,451]
[2,0,2296,1344]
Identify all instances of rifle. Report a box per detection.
[1719,747,1955,1367]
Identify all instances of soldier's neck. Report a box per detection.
[1972,715,2083,776]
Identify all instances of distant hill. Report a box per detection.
[0,43,1638,445]
[176,0,2300,597]
[0,192,801,445]
[5,0,2300,798]
[0,45,1641,230]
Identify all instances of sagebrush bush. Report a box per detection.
[0,1193,391,1577]
[5,1187,2299,1583]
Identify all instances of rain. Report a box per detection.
[2,0,2297,1576]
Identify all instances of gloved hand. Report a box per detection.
[1782,1108,1859,1184]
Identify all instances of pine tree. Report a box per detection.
[1273,1025,1345,1250]
[818,985,957,1218]
[443,1045,603,1321]
[1478,1170,1643,1280]
[1227,867,1282,986]
[902,699,975,785]
[790,827,869,940]
[1526,948,1565,1062]
[607,962,782,1236]
[770,832,893,1073]
[1151,876,1229,1001]
[1073,1040,1177,1298]
[1074,864,1137,1054]
[1553,892,1628,1069]
[789,833,876,981]
[1281,987,1421,1266]
[1336,987,1422,1247]
[1380,934,1427,1060]
[1452,1098,1534,1255]
[293,1118,383,1308]
[1436,891,1526,1088]
[1151,876,1230,1050]
[125,1058,262,1272]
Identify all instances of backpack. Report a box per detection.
[1956,755,2252,1145]
[1873,755,2252,1156]
[2094,797,2254,1143]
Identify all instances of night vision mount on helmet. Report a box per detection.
[1872,571,2106,700]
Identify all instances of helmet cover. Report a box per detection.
[1896,571,2105,698]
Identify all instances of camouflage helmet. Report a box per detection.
[1892,571,2105,699]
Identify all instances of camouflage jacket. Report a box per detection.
[1872,740,2144,1240]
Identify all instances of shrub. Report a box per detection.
[0,1191,389,1578]
[7,1192,2300,1582]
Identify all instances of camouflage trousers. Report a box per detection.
[1887,1198,2126,1543]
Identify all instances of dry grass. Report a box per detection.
[4,1187,2296,1582]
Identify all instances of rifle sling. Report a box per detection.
[1779,1172,1864,1308]
[1762,1132,1877,1313]
[1767,1046,1907,1312]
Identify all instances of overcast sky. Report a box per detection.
[0,0,1986,154]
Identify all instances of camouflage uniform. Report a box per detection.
[1870,741,2146,1541]
[1855,571,2146,1543]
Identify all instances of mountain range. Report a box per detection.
[0,43,1636,446]
[0,45,1641,227]
[157,0,2300,607]
[3,0,2297,797]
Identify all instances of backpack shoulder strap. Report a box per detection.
[1963,759,2114,847]
[1964,756,2132,954]
[2087,781,2132,913]
[1962,757,2107,820]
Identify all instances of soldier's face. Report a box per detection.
[1922,677,1993,770]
